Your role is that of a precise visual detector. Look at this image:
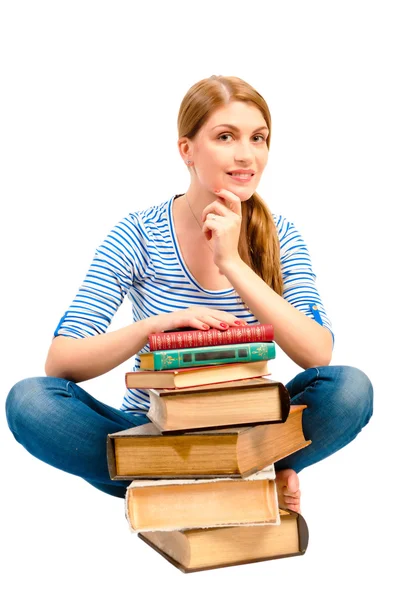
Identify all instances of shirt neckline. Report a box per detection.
[167,195,234,295]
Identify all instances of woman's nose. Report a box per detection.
[234,140,253,163]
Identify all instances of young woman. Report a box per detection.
[5,75,373,512]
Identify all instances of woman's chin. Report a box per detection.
[228,182,257,202]
[243,191,256,201]
[237,189,256,202]
[208,182,256,202]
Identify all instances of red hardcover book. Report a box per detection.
[148,323,274,351]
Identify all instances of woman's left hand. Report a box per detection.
[202,189,243,270]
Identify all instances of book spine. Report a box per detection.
[148,324,274,351]
[277,382,291,423]
[296,511,309,554]
[151,342,276,370]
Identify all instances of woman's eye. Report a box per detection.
[253,134,265,142]
[218,133,233,141]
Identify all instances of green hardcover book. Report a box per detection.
[140,342,276,371]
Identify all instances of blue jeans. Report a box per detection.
[5,366,373,499]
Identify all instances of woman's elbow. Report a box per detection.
[44,351,65,378]
[44,337,74,379]
[304,331,333,369]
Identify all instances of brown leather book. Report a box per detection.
[147,377,290,432]
[125,360,271,389]
[107,405,310,480]
[137,508,308,573]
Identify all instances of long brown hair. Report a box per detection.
[177,75,283,295]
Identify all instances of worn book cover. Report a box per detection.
[107,405,310,480]
[125,464,280,532]
[125,360,271,389]
[147,377,290,432]
[137,507,309,573]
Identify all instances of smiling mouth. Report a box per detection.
[227,172,254,180]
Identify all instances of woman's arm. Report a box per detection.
[201,191,333,370]
[45,307,244,383]
[45,317,160,383]
[46,208,247,383]
[220,258,333,369]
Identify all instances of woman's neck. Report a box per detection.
[184,184,217,216]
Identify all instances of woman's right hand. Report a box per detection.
[149,306,246,334]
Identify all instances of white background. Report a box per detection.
[1,1,397,598]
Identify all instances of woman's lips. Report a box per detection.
[227,173,254,183]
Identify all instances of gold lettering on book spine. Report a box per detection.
[160,353,175,369]
[253,344,269,359]
[165,334,172,349]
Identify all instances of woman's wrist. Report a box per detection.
[218,255,245,277]
[142,313,169,335]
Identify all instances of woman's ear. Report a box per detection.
[177,137,193,164]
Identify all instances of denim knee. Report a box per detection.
[6,377,62,440]
[318,365,373,431]
[276,366,373,473]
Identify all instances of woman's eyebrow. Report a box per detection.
[211,124,269,133]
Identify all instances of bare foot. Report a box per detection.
[275,469,301,513]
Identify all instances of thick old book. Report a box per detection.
[125,465,279,532]
[138,508,308,573]
[140,341,276,370]
[148,323,274,351]
[147,377,290,432]
[125,360,270,389]
[107,405,310,480]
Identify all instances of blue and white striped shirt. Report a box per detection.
[54,195,333,412]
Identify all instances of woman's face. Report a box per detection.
[190,101,269,201]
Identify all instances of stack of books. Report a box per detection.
[107,324,311,573]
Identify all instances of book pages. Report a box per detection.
[126,463,275,488]
[124,464,280,532]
